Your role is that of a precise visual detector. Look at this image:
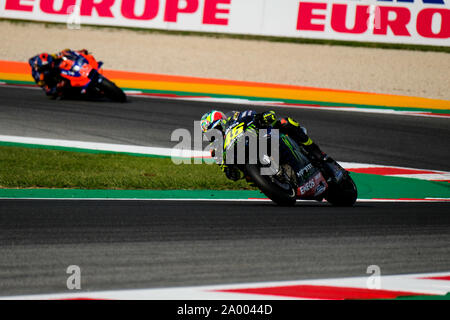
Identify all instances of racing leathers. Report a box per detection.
[209,110,334,182]
[29,49,90,98]
[29,53,62,97]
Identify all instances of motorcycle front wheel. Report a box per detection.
[325,173,358,207]
[97,77,127,102]
[245,164,297,206]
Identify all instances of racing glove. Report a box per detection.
[303,142,344,183]
[254,110,277,128]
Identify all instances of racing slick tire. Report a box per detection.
[325,173,358,207]
[98,77,127,102]
[245,164,297,206]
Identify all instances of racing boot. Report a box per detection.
[303,142,343,184]
[277,117,340,183]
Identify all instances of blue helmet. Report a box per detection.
[32,53,54,72]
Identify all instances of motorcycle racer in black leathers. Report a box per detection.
[200,109,336,181]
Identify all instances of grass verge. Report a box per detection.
[0,145,252,190]
[2,18,449,53]
[1,145,449,200]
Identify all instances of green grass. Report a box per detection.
[0,145,253,190]
[2,18,449,53]
[1,144,449,201]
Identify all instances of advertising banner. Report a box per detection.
[1,0,449,46]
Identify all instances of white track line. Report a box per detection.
[1,135,449,182]
[129,92,450,119]
[2,83,449,119]
[0,198,271,201]
[2,271,449,300]
[0,198,448,202]
[0,134,208,158]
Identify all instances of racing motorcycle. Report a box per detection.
[213,115,358,206]
[43,51,126,102]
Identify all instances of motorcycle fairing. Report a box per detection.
[58,51,100,88]
[278,134,328,199]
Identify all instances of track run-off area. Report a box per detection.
[0,61,449,299]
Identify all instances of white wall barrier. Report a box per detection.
[0,0,449,46]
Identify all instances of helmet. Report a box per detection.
[34,53,54,72]
[200,110,226,133]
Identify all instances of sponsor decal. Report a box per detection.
[314,180,326,196]
[299,178,315,195]
[296,0,449,41]
[296,163,313,178]
[2,0,232,25]
[1,0,447,46]
[297,172,328,197]
[313,172,328,196]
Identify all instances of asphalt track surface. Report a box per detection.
[1,86,449,171]
[0,86,449,297]
[0,200,449,296]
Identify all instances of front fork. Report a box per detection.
[83,69,104,94]
[321,157,347,184]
